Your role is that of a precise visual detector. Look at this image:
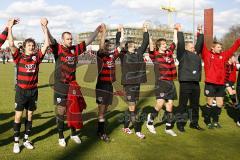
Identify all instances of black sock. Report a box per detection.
[24,120,32,141]
[97,120,105,135]
[56,115,64,139]
[165,111,174,130]
[230,94,237,104]
[148,109,158,125]
[13,122,21,143]
[124,110,130,128]
[212,106,221,123]
[71,127,77,136]
[130,111,140,132]
[203,104,212,125]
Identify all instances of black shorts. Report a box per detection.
[204,82,225,97]
[155,80,177,100]
[15,86,38,111]
[96,82,113,105]
[54,82,69,106]
[123,84,140,103]
[225,82,235,90]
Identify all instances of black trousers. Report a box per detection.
[176,81,200,127]
[236,85,240,104]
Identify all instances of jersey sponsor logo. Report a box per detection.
[219,56,223,59]
[66,56,75,65]
[164,57,171,63]
[25,64,36,72]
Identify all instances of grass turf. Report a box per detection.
[0,63,240,160]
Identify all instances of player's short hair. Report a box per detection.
[23,38,36,48]
[155,38,167,50]
[125,40,136,49]
[62,32,72,39]
[212,41,222,48]
[105,39,114,44]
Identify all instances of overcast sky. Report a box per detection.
[0,0,240,41]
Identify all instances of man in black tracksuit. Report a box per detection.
[119,24,149,139]
[175,24,204,132]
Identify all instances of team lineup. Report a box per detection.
[0,17,240,154]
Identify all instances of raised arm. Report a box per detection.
[41,19,56,45]
[40,18,50,55]
[0,21,9,48]
[8,18,19,54]
[137,23,149,55]
[85,24,102,46]
[173,24,178,47]
[116,24,125,52]
[99,24,106,50]
[195,24,204,55]
[224,38,240,60]
[175,24,185,60]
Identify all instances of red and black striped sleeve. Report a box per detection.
[0,27,8,48]
[77,41,86,55]
[169,42,176,52]
[37,50,45,63]
[113,48,120,59]
[12,49,21,64]
[149,50,156,61]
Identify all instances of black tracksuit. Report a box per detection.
[119,32,149,85]
[176,32,204,127]
[117,31,149,132]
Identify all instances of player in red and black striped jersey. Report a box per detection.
[95,24,123,142]
[146,26,178,136]
[8,18,50,153]
[225,56,238,107]
[46,22,103,147]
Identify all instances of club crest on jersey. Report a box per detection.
[106,61,114,68]
[71,49,75,54]
[205,90,209,95]
[72,90,76,95]
[219,56,223,59]
[32,56,36,61]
